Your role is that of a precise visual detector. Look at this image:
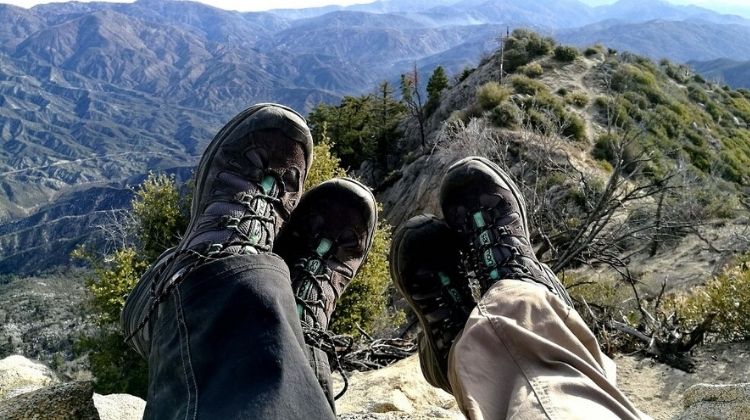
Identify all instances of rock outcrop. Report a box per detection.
[0,381,99,420]
[680,383,750,420]
[0,355,59,400]
[0,355,145,420]
[336,355,462,419]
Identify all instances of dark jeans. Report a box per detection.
[122,253,336,420]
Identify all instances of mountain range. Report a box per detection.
[0,0,748,273]
[689,59,750,89]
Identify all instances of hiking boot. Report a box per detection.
[122,103,314,346]
[440,156,573,305]
[274,178,377,405]
[179,103,313,257]
[390,214,474,393]
[275,178,378,332]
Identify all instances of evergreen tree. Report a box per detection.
[308,88,403,170]
[426,66,449,115]
[374,81,406,166]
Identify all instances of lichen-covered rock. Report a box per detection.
[679,383,750,420]
[93,393,146,420]
[0,381,99,420]
[0,355,60,400]
[335,355,462,419]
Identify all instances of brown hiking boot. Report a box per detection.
[179,103,313,257]
[274,177,377,403]
[440,156,573,305]
[275,178,377,332]
[123,103,314,346]
[390,214,474,393]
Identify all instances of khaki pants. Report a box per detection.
[422,280,649,420]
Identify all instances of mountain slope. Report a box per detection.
[558,20,750,62]
[592,0,750,25]
[690,59,750,89]
[1,0,750,274]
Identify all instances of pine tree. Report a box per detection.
[374,81,406,166]
[426,66,449,115]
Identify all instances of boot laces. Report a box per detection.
[291,238,351,400]
[204,175,286,256]
[465,209,536,287]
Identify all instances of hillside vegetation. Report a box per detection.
[2,25,750,396]
[364,30,750,368]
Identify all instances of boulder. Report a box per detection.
[679,383,750,420]
[336,355,462,419]
[93,393,147,420]
[0,355,60,400]
[0,355,146,420]
[0,381,99,420]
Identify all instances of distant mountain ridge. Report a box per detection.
[0,0,748,273]
[690,59,750,89]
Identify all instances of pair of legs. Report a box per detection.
[122,104,376,418]
[122,104,646,419]
[391,158,646,419]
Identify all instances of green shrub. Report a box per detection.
[687,84,709,104]
[131,173,188,262]
[490,102,522,128]
[612,64,658,92]
[584,45,603,57]
[669,255,750,342]
[476,81,511,110]
[554,45,579,62]
[519,62,544,78]
[567,91,589,108]
[457,67,474,83]
[503,29,555,72]
[510,75,547,95]
[563,113,587,142]
[524,108,552,133]
[71,174,188,397]
[305,138,347,190]
[591,134,641,173]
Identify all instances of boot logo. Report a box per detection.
[308,259,321,273]
[479,231,492,246]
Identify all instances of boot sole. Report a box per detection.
[191,103,310,217]
[390,214,453,355]
[443,156,530,237]
[337,177,378,257]
[184,103,312,252]
[311,177,378,260]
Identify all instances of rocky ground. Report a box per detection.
[335,344,750,420]
[2,345,749,419]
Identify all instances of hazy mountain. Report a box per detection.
[423,0,593,27]
[592,0,749,25]
[558,20,750,62]
[690,59,750,88]
[0,0,749,273]
[0,4,44,49]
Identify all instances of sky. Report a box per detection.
[1,0,373,11]
[2,0,749,15]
